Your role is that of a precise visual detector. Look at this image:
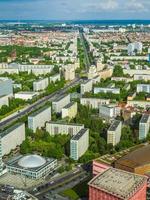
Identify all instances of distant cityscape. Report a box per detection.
[0,20,150,200]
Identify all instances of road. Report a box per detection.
[0,78,82,130]
[79,31,91,71]
[31,168,89,199]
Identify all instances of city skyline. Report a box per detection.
[0,0,149,20]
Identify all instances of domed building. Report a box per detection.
[6,154,57,179]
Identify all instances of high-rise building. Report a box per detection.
[62,102,77,120]
[70,128,89,160]
[0,77,13,97]
[139,114,150,140]
[28,105,51,132]
[80,79,93,95]
[0,123,25,156]
[52,94,70,113]
[107,120,122,146]
[33,78,49,91]
[88,168,147,200]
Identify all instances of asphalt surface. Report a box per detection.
[0,78,81,130]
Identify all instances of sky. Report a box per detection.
[0,0,149,20]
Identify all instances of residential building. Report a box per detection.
[70,128,89,160]
[134,74,150,81]
[14,91,37,100]
[137,84,150,93]
[62,102,77,120]
[127,100,150,109]
[63,64,75,81]
[94,87,120,94]
[0,123,25,156]
[80,98,110,109]
[139,114,150,140]
[0,95,9,108]
[98,68,113,80]
[49,74,61,83]
[33,78,49,91]
[99,104,120,118]
[92,75,100,84]
[0,77,13,97]
[88,168,147,200]
[80,79,93,95]
[88,65,97,79]
[46,122,84,136]
[52,94,70,113]
[107,120,122,146]
[28,105,51,132]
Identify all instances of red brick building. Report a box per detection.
[88,168,147,200]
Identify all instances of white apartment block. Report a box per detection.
[0,77,13,97]
[14,92,37,100]
[49,74,61,83]
[94,87,120,94]
[134,74,150,81]
[46,122,84,136]
[62,102,77,120]
[70,128,89,160]
[80,98,110,109]
[0,95,9,108]
[63,65,75,81]
[139,114,150,140]
[80,79,93,95]
[33,78,49,91]
[107,120,122,146]
[123,69,150,76]
[127,100,150,109]
[0,123,25,156]
[111,77,133,83]
[52,94,70,113]
[28,105,51,132]
[99,104,120,118]
[137,84,150,93]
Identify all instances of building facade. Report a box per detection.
[80,98,110,109]
[107,120,122,146]
[80,80,93,95]
[33,78,49,91]
[0,77,13,97]
[62,102,77,120]
[52,94,70,113]
[0,123,25,156]
[70,128,89,160]
[28,105,51,132]
[139,114,150,140]
[46,122,84,136]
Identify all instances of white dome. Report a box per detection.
[18,155,46,168]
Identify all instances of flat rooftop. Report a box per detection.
[53,94,70,102]
[63,102,76,109]
[47,121,84,127]
[108,120,121,131]
[115,144,150,168]
[88,168,147,200]
[140,114,150,123]
[29,105,51,117]
[71,128,88,140]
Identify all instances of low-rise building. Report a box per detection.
[28,105,51,132]
[134,74,150,81]
[80,98,110,109]
[70,128,89,160]
[0,123,25,156]
[127,100,150,108]
[107,120,122,146]
[52,94,70,113]
[46,122,84,136]
[137,84,150,93]
[80,79,93,95]
[94,87,120,94]
[139,114,150,140]
[33,78,49,91]
[14,91,37,100]
[62,102,77,120]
